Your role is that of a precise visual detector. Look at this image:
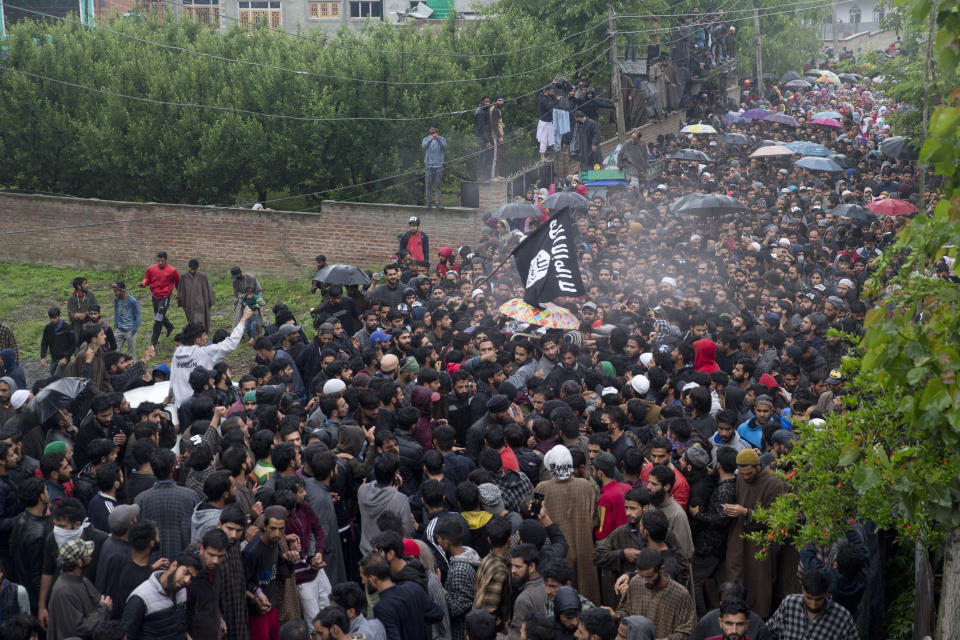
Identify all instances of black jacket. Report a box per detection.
[474,104,493,143]
[10,510,50,610]
[40,320,76,361]
[395,431,424,496]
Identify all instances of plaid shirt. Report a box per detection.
[445,549,479,640]
[766,594,859,640]
[0,322,18,361]
[220,542,249,640]
[616,576,695,640]
[473,552,512,629]
[135,480,201,560]
[495,469,534,514]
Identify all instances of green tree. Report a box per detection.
[747,0,960,635]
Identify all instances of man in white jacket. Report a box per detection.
[170,307,255,407]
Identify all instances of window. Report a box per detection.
[848,6,861,24]
[239,0,281,28]
[873,6,885,22]
[184,0,220,27]
[349,0,381,18]
[141,1,168,22]
[309,1,339,18]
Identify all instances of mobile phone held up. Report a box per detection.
[531,491,545,517]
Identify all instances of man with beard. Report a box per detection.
[765,570,858,640]
[47,539,112,640]
[646,465,693,566]
[190,471,236,542]
[465,394,512,461]
[546,344,587,398]
[703,597,751,640]
[615,548,695,640]
[446,372,476,448]
[736,392,773,450]
[594,487,650,602]
[178,259,216,332]
[216,505,252,640]
[709,409,750,461]
[184,529,228,640]
[640,437,690,510]
[507,543,546,640]
[724,449,785,618]
[689,447,738,616]
[123,552,201,640]
[304,451,347,588]
[244,506,297,640]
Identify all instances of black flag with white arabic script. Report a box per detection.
[512,206,585,307]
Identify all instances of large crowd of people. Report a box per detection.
[0,61,942,640]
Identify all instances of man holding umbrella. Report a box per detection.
[311,255,328,293]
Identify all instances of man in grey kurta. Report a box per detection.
[178,259,216,330]
[304,451,347,587]
[230,266,263,325]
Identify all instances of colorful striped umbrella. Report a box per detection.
[499,298,580,329]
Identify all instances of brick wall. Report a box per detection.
[0,192,480,277]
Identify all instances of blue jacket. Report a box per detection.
[114,294,142,332]
[421,135,447,167]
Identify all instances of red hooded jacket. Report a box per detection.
[693,338,721,374]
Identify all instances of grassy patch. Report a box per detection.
[0,262,320,379]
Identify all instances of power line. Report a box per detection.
[0,45,612,240]
[10,4,610,87]
[130,0,610,59]
[617,0,843,35]
[0,38,612,122]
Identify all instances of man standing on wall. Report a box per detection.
[474,95,493,181]
[138,252,180,349]
[490,95,505,180]
[422,123,447,209]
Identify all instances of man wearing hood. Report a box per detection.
[436,515,482,640]
[554,585,586,640]
[693,339,721,374]
[170,307,255,408]
[358,453,415,556]
[619,615,656,640]
[190,471,234,542]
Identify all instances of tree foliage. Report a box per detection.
[0,12,600,205]
[748,0,960,632]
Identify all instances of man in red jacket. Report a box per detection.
[138,251,181,349]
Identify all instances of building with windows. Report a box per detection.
[3,0,491,32]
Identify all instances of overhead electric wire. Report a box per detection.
[0,38,613,122]
[11,4,610,87]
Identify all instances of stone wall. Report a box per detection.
[0,192,480,276]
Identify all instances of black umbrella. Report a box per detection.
[542,191,590,211]
[838,73,858,84]
[310,264,371,286]
[879,136,918,160]
[830,204,877,226]
[24,377,90,424]
[754,139,782,148]
[668,148,712,162]
[670,192,748,217]
[828,153,851,167]
[719,133,751,145]
[493,202,543,220]
[779,71,801,82]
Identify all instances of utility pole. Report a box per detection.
[608,2,626,144]
[752,0,764,99]
[0,0,6,39]
[832,0,839,61]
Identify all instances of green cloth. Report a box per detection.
[600,361,616,379]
